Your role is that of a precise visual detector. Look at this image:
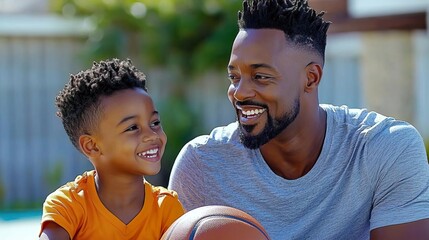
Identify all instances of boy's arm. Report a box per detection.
[39,221,70,240]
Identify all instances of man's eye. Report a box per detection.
[228,74,240,82]
[254,74,269,80]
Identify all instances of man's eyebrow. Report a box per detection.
[250,63,275,70]
[227,65,236,70]
[116,111,159,127]
[228,63,275,71]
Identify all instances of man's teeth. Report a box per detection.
[242,109,265,116]
[138,148,158,157]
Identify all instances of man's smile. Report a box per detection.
[236,105,267,125]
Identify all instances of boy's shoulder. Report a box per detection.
[146,181,179,199]
[49,170,95,199]
[42,171,95,225]
[68,170,95,191]
[145,181,184,211]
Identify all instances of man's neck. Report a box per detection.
[259,107,327,179]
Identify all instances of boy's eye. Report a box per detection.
[151,120,161,128]
[125,125,139,132]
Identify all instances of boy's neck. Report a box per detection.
[94,171,146,224]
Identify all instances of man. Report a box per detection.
[168,0,429,239]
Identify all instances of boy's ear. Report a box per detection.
[79,135,100,158]
[304,62,322,93]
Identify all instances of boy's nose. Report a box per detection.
[142,130,159,142]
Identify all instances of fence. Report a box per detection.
[0,16,93,208]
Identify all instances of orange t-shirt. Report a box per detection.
[40,170,184,239]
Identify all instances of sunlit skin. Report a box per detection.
[39,88,168,240]
[80,88,167,224]
[227,28,429,239]
[227,29,326,180]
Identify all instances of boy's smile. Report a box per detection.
[137,148,159,161]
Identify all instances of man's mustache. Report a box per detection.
[236,100,267,109]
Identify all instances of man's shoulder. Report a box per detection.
[188,122,240,146]
[322,104,387,124]
[322,104,416,136]
[177,121,245,163]
[323,104,424,160]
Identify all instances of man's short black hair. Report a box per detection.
[238,0,330,60]
[56,58,147,150]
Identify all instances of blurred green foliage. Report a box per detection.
[49,0,241,186]
[50,0,241,74]
[44,161,64,190]
[0,180,4,208]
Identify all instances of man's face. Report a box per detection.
[227,29,308,149]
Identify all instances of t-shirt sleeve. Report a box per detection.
[158,190,185,234]
[39,185,83,238]
[168,138,206,211]
[368,122,429,230]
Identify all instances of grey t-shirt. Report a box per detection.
[168,104,429,240]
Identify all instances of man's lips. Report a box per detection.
[236,105,267,124]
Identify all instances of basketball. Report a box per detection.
[160,205,271,240]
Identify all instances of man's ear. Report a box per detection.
[79,135,100,158]
[304,62,323,93]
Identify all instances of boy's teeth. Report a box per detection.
[138,148,158,157]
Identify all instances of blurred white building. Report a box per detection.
[0,0,48,13]
[311,0,429,139]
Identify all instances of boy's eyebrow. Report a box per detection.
[116,111,159,126]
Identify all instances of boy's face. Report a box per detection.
[90,88,167,176]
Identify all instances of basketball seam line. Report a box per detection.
[188,214,270,240]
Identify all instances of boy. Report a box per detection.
[39,58,184,240]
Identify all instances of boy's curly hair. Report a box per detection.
[238,0,330,61]
[55,58,147,150]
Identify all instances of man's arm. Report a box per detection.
[370,218,429,240]
[39,221,70,240]
[367,122,429,238]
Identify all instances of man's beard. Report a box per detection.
[238,98,300,149]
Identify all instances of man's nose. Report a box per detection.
[233,78,255,101]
